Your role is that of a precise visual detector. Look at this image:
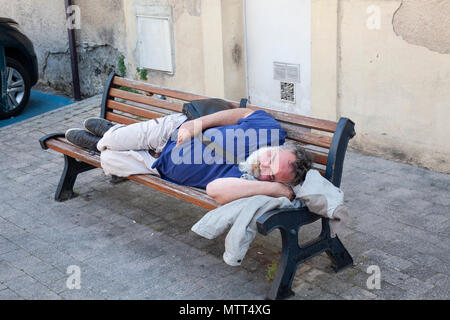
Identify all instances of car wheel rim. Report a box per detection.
[6,66,25,112]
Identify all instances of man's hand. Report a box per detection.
[273,183,295,201]
[176,119,202,146]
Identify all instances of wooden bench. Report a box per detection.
[39,72,356,300]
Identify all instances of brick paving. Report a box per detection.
[0,96,448,300]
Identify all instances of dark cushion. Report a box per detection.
[182,98,232,120]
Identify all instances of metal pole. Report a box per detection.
[0,46,7,110]
[64,0,81,100]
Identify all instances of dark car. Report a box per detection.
[0,17,38,119]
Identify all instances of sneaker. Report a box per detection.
[65,128,101,152]
[83,117,115,137]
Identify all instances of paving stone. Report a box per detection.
[341,286,378,300]
[4,275,61,300]
[7,254,54,277]
[0,237,21,255]
[31,268,68,294]
[0,288,23,300]
[0,260,27,282]
[397,277,435,298]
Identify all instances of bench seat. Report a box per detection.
[40,134,219,210]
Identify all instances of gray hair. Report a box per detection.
[280,141,313,185]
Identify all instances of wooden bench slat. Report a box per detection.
[283,123,333,148]
[45,138,219,210]
[303,149,328,166]
[247,105,337,133]
[48,138,101,167]
[106,112,140,125]
[109,88,184,113]
[127,175,218,210]
[107,100,166,120]
[113,77,209,103]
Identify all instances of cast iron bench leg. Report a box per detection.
[258,209,354,300]
[55,155,96,201]
[326,235,354,272]
[319,218,353,272]
[267,227,299,300]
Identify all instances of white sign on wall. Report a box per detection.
[135,4,174,73]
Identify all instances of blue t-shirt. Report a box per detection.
[151,110,286,189]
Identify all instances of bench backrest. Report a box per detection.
[100,72,355,187]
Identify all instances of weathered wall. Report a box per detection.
[123,0,205,95]
[393,0,450,54]
[221,0,246,100]
[0,0,126,97]
[122,0,245,101]
[311,0,339,121]
[336,0,450,173]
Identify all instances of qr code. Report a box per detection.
[280,82,295,103]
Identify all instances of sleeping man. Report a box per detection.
[65,107,312,205]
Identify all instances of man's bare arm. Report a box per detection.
[177,108,254,145]
[206,178,294,205]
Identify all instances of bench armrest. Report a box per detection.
[39,133,66,150]
[256,207,321,236]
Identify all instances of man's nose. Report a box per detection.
[260,162,271,175]
[260,158,270,168]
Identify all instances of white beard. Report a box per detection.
[238,146,278,179]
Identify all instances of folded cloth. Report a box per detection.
[192,196,304,266]
[191,170,350,266]
[293,169,350,236]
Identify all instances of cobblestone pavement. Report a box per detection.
[0,96,448,300]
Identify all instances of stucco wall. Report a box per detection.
[122,0,245,101]
[0,0,126,97]
[393,0,450,54]
[221,0,246,100]
[122,0,206,95]
[311,0,339,121]
[336,0,450,173]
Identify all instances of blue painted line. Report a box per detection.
[0,90,73,128]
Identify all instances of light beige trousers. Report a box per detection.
[97,113,188,177]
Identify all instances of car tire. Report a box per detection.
[0,57,31,119]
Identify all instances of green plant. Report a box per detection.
[117,54,126,77]
[136,67,148,81]
[266,259,278,282]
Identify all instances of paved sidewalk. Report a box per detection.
[0,96,448,300]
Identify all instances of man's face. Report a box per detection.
[241,147,297,183]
